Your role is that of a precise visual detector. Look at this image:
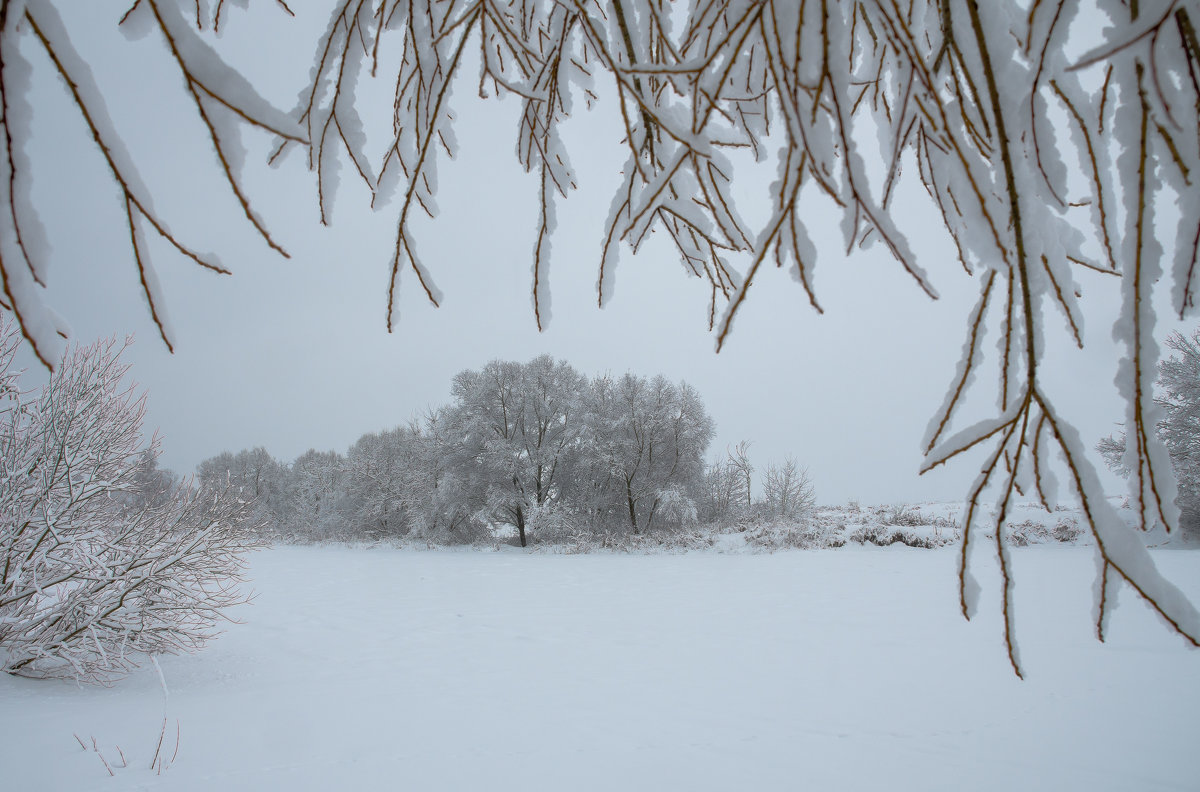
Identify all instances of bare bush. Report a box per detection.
[881,506,933,528]
[761,458,816,522]
[1001,518,1084,547]
[1053,519,1083,544]
[700,453,746,524]
[0,324,258,683]
[744,520,845,551]
[848,524,947,550]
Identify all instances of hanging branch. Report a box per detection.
[1,0,303,363]
[142,0,299,257]
[23,5,228,354]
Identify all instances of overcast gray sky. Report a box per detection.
[12,1,1170,504]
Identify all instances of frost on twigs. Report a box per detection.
[914,0,1200,676]
[0,320,260,684]
[0,0,302,366]
[299,1,1194,367]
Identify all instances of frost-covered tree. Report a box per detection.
[0,324,256,682]
[698,441,753,523]
[1101,328,1200,539]
[580,373,713,533]
[197,446,291,537]
[290,448,350,541]
[762,457,815,522]
[123,446,180,511]
[699,455,743,525]
[446,357,586,546]
[728,441,753,514]
[3,0,1200,673]
[400,411,488,543]
[194,362,715,544]
[343,428,412,538]
[700,447,814,524]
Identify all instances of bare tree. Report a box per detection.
[700,455,741,524]
[699,441,753,523]
[762,457,815,522]
[0,323,258,682]
[728,441,753,514]
[2,1,1199,673]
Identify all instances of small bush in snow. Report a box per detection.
[848,524,947,549]
[744,519,845,551]
[522,502,595,551]
[1052,519,1082,543]
[1005,518,1083,546]
[880,506,932,528]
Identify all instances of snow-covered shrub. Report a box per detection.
[1007,521,1050,547]
[761,458,816,522]
[523,502,586,546]
[417,507,487,546]
[880,506,931,528]
[0,328,258,683]
[1004,518,1082,547]
[652,489,699,531]
[848,524,947,549]
[744,519,845,551]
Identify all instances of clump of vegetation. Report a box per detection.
[0,324,258,684]
[848,525,950,550]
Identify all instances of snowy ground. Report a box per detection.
[2,544,1199,791]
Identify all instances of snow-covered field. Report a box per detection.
[3,544,1199,791]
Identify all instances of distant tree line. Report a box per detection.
[199,356,814,546]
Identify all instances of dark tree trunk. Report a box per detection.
[626,481,639,533]
[515,506,527,547]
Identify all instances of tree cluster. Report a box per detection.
[0,322,257,683]
[201,356,812,546]
[700,441,815,525]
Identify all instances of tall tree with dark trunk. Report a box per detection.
[582,373,713,533]
[446,356,585,546]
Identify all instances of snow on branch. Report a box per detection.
[0,0,303,363]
